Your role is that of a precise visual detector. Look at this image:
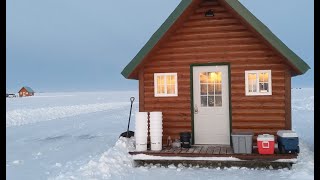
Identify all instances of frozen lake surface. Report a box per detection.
[6,89,314,180]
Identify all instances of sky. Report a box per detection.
[6,0,314,92]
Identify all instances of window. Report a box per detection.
[245,70,272,96]
[200,72,222,107]
[154,73,178,97]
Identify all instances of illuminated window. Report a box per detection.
[200,72,222,107]
[154,73,178,97]
[245,70,272,96]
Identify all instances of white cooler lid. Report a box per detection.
[257,134,274,141]
[277,130,298,137]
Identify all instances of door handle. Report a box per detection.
[194,104,198,114]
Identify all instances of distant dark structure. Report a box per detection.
[18,86,35,97]
[7,93,17,98]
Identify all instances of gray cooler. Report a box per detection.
[231,132,254,154]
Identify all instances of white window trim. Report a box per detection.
[154,73,178,97]
[245,70,272,96]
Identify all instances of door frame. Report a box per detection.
[190,63,232,145]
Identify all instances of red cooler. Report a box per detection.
[257,134,275,154]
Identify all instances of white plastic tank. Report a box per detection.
[135,112,148,151]
[149,111,163,151]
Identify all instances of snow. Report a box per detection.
[6,91,135,127]
[132,154,242,161]
[274,159,298,163]
[6,102,128,127]
[6,89,314,180]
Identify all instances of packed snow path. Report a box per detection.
[6,89,314,180]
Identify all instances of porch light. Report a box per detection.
[205,9,214,17]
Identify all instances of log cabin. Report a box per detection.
[19,86,35,97]
[121,0,310,146]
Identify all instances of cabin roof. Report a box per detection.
[20,86,34,93]
[121,0,310,80]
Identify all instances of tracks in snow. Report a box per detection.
[6,102,128,127]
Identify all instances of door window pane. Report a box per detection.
[208,72,215,83]
[208,84,214,95]
[201,84,207,95]
[216,72,222,83]
[200,72,208,83]
[201,96,207,107]
[215,96,222,107]
[215,84,222,95]
[208,96,215,107]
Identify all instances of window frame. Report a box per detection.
[154,73,178,97]
[245,70,272,96]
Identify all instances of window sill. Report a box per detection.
[154,94,178,97]
[245,92,272,96]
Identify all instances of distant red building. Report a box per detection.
[18,86,35,97]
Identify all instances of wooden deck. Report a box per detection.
[129,146,298,169]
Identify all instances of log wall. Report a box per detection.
[139,0,291,145]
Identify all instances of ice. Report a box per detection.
[55,163,62,167]
[6,89,314,180]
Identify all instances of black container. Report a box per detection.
[180,132,191,148]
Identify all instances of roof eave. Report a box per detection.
[223,0,310,75]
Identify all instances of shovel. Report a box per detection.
[119,97,135,138]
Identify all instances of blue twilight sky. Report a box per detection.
[6,0,314,92]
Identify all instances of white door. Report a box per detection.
[193,65,230,145]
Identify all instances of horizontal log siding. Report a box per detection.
[140,0,289,144]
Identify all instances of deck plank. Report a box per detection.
[220,147,227,154]
[173,148,182,154]
[206,146,215,154]
[159,148,167,153]
[168,148,175,153]
[207,146,214,154]
[180,148,189,153]
[213,147,221,154]
[163,147,172,153]
[186,147,195,153]
[200,146,208,154]
[226,147,233,154]
[193,146,203,154]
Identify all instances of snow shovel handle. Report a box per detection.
[126,97,135,137]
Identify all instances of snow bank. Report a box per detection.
[52,139,313,180]
[132,154,242,161]
[6,102,127,127]
[53,137,135,180]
